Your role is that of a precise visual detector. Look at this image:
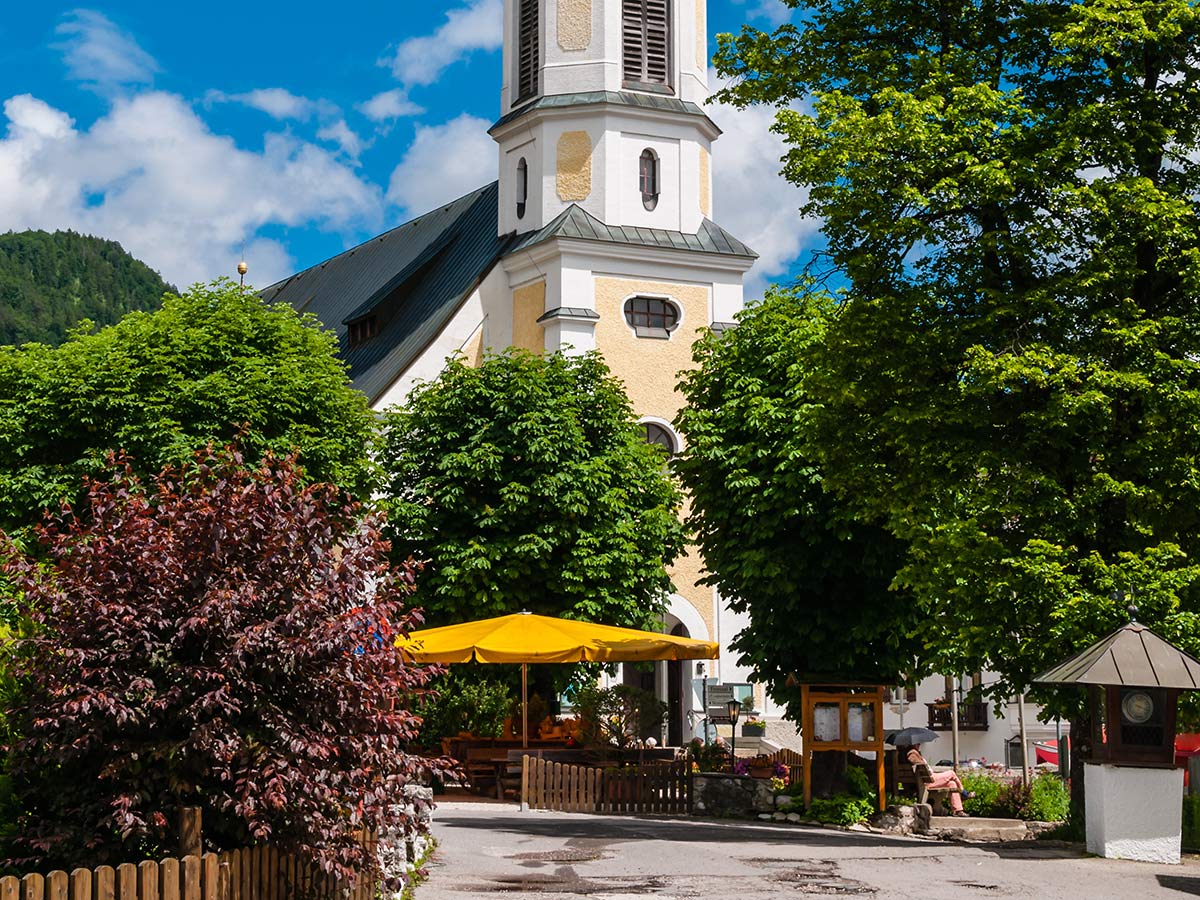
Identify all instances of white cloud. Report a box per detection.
[317,119,366,160]
[358,89,425,123]
[385,0,503,88]
[206,87,321,121]
[386,114,496,217]
[706,73,816,297]
[0,92,385,287]
[55,9,159,92]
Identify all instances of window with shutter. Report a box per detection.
[622,0,672,91]
[516,0,540,103]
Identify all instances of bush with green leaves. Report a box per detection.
[1025,773,1071,822]
[572,683,666,750]
[960,771,1004,818]
[1183,795,1200,851]
[808,794,875,826]
[843,766,872,800]
[414,670,514,751]
[995,773,1070,822]
[0,278,377,535]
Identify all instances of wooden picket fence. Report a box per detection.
[521,757,691,815]
[0,844,376,900]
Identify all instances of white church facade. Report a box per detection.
[265,0,762,746]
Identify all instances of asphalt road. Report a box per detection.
[419,801,1200,900]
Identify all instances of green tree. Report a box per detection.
[0,230,172,347]
[676,286,926,720]
[713,0,1200,804]
[380,350,685,630]
[0,278,376,533]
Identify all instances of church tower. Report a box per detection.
[492,0,716,237]
[268,0,762,748]
[487,0,759,742]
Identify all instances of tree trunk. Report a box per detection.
[1069,716,1091,832]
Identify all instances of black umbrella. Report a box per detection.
[885,727,939,747]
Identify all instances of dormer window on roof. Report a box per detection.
[348,316,378,348]
[622,0,671,92]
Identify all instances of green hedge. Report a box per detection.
[1185,796,1200,852]
[956,771,1069,822]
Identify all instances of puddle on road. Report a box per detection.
[460,871,668,894]
[949,882,1003,892]
[511,850,607,863]
[770,861,876,895]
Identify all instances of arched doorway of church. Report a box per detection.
[619,618,692,747]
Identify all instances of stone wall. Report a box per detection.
[692,773,776,817]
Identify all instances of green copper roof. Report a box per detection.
[491,91,719,134]
[508,204,757,259]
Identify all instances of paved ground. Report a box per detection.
[419,801,1200,900]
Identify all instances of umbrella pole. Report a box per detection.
[522,663,529,750]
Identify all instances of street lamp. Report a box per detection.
[726,698,742,771]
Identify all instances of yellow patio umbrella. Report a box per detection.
[396,610,719,748]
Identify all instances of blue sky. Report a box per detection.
[0,2,817,295]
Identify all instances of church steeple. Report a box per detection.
[493,0,719,236]
[500,0,709,112]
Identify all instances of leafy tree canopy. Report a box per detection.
[712,0,1200,710]
[0,230,172,348]
[1,446,436,877]
[381,350,685,630]
[0,279,376,533]
[676,287,925,717]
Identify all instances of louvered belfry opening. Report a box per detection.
[517,0,540,103]
[622,0,672,91]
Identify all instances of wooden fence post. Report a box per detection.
[178,809,202,860]
[1189,756,1200,797]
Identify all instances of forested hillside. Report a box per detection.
[0,230,172,346]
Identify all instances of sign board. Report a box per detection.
[706,685,736,724]
[707,684,735,708]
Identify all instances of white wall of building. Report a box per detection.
[880,672,1059,767]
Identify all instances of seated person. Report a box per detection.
[906,745,969,817]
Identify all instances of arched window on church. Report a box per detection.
[517,0,540,103]
[622,0,671,91]
[516,158,529,219]
[642,421,678,455]
[639,149,659,210]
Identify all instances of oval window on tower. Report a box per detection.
[624,295,679,339]
[516,157,528,219]
[639,149,659,211]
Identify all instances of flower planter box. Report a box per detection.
[742,724,766,737]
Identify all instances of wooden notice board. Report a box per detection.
[800,684,887,813]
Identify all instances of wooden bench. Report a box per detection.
[465,747,509,796]
[913,762,955,815]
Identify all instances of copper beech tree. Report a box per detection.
[0,446,439,878]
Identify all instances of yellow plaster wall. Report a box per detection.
[557,0,592,50]
[696,0,707,69]
[557,131,593,202]
[512,280,547,353]
[594,276,712,633]
[699,148,711,218]
[669,514,714,643]
[463,328,485,367]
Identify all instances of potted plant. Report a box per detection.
[741,714,766,737]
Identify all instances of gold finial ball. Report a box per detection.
[237,260,248,276]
